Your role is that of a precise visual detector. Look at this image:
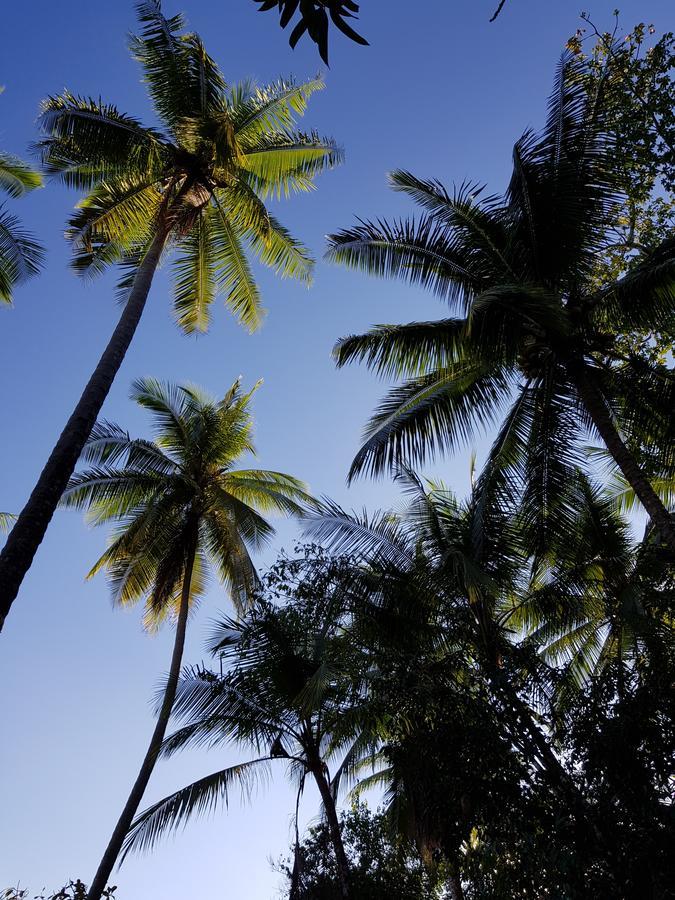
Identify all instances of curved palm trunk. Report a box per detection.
[311,763,350,899]
[569,362,675,553]
[85,542,196,900]
[0,228,168,632]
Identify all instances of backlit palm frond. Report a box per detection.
[129,377,195,454]
[302,499,414,569]
[202,511,260,613]
[0,207,44,304]
[0,153,42,198]
[171,209,216,333]
[67,177,163,276]
[0,513,17,535]
[388,171,514,281]
[224,180,313,282]
[232,76,325,141]
[80,420,178,473]
[210,193,263,332]
[518,372,583,560]
[129,1,196,130]
[240,129,343,199]
[36,93,167,190]
[219,470,315,517]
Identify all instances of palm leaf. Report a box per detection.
[0,207,45,304]
[122,758,273,857]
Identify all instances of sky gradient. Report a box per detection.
[1,1,671,897]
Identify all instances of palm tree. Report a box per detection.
[123,558,364,898]
[0,105,44,304]
[0,0,341,629]
[304,472,614,855]
[60,376,313,900]
[326,54,675,551]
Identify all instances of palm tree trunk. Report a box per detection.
[311,765,350,899]
[85,540,196,900]
[0,228,168,632]
[568,362,675,553]
[447,874,465,900]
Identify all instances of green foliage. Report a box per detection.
[278,803,447,899]
[122,548,365,857]
[327,52,675,547]
[61,377,313,621]
[567,15,675,361]
[303,471,675,897]
[37,1,342,332]
[253,1,368,64]
[0,96,44,305]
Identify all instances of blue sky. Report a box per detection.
[0,1,670,897]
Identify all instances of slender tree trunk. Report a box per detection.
[85,541,196,900]
[0,227,169,632]
[311,765,350,899]
[447,873,465,900]
[568,361,675,553]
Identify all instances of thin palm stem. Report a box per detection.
[84,528,197,900]
[310,760,351,898]
[568,361,675,553]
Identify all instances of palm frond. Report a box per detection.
[0,206,45,304]
[171,209,216,333]
[210,193,263,332]
[348,363,513,481]
[122,758,272,857]
[37,92,167,190]
[0,153,42,198]
[326,215,479,312]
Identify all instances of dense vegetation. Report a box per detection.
[2,3,674,900]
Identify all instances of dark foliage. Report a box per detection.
[252,1,368,64]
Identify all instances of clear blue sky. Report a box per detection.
[1,1,670,897]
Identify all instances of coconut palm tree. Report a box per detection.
[60,376,314,900]
[304,471,614,854]
[0,0,341,629]
[0,111,44,304]
[326,54,675,551]
[123,558,365,898]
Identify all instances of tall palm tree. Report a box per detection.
[123,561,364,898]
[304,472,613,854]
[0,106,44,304]
[0,0,341,629]
[60,376,313,900]
[326,54,675,551]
